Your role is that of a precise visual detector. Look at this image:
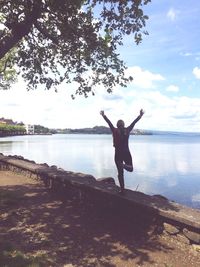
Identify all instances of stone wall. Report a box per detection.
[0,153,200,248]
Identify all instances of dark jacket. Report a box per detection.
[102,114,142,150]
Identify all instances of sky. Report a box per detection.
[1,0,200,132]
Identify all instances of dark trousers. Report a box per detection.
[114,148,133,190]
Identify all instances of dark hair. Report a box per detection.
[117,120,125,128]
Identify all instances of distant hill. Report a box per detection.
[59,126,152,135]
[56,127,200,136]
[148,130,200,136]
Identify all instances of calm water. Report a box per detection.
[0,134,200,209]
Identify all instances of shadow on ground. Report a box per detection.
[0,182,174,267]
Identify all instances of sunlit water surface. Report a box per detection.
[0,134,200,209]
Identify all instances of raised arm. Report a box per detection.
[100,110,114,131]
[128,109,145,132]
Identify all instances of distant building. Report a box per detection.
[25,124,35,134]
[0,117,15,125]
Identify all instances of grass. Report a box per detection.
[0,189,51,267]
[0,241,49,267]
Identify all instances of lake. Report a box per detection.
[0,133,200,209]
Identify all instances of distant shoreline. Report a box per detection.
[0,133,52,138]
[57,126,153,135]
[0,129,200,138]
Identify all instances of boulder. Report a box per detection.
[163,223,180,235]
[183,228,200,244]
[97,177,116,185]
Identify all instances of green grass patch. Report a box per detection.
[0,240,49,267]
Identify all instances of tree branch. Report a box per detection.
[34,21,59,45]
[0,0,43,60]
[0,21,33,59]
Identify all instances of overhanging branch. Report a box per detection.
[0,0,43,60]
[34,21,59,45]
[0,21,33,59]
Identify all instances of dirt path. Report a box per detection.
[1,170,200,267]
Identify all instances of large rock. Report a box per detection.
[97,177,116,185]
[163,223,180,235]
[183,228,200,244]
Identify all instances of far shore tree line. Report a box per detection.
[0,122,151,137]
[0,123,26,136]
[0,122,54,136]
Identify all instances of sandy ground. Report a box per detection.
[1,170,200,267]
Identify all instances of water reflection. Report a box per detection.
[127,136,200,208]
[0,134,200,208]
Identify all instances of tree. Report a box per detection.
[0,123,26,136]
[34,124,50,134]
[0,0,151,97]
[0,49,17,89]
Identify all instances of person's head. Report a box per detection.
[117,119,125,129]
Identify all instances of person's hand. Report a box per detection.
[140,109,145,116]
[100,110,105,116]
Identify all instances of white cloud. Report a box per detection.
[122,90,200,132]
[172,96,199,118]
[193,67,200,79]
[180,52,200,60]
[167,8,177,21]
[181,52,192,57]
[166,85,179,92]
[1,66,200,133]
[99,87,200,132]
[125,66,165,89]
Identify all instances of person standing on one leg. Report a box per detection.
[100,109,145,193]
